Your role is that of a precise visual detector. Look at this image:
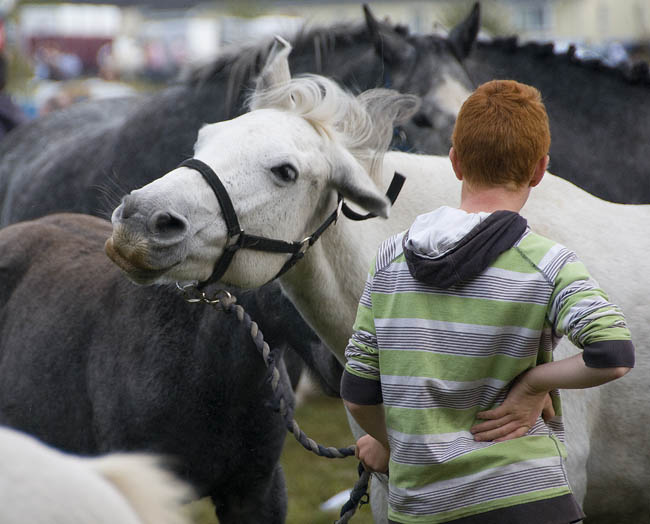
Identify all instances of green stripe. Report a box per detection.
[385,405,482,436]
[582,326,631,344]
[352,303,376,335]
[379,350,535,383]
[371,292,547,331]
[388,436,566,488]
[368,256,377,277]
[491,246,540,273]
[389,487,572,524]
[514,232,557,266]
[550,260,593,303]
[344,354,379,381]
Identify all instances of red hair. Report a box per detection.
[452,79,551,188]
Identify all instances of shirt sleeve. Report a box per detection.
[340,259,383,405]
[547,253,635,368]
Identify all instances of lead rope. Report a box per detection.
[177,284,370,523]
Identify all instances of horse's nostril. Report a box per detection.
[148,210,188,237]
[119,195,138,220]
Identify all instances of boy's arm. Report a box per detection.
[472,252,634,442]
[340,263,391,468]
[471,354,630,442]
[343,402,390,448]
[341,269,387,444]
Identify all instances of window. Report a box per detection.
[515,2,551,32]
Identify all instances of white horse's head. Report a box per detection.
[106,37,419,287]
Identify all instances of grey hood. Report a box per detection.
[403,206,528,288]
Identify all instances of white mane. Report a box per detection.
[248,74,419,180]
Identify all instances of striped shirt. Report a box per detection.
[343,210,632,524]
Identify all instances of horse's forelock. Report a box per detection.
[249,75,404,181]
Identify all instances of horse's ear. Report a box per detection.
[447,3,480,60]
[360,90,421,128]
[363,4,415,65]
[330,147,391,219]
[255,35,292,95]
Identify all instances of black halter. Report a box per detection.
[178,158,405,288]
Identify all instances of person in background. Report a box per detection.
[341,79,634,524]
[0,53,26,139]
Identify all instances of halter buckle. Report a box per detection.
[298,236,312,255]
[224,229,244,251]
[335,198,344,222]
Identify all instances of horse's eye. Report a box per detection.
[271,164,298,183]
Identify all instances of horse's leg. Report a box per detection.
[212,462,287,524]
[345,409,389,524]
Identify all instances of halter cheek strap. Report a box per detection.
[178,158,405,288]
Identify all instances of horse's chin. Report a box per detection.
[104,237,175,286]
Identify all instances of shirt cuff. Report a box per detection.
[340,370,383,405]
[582,340,635,368]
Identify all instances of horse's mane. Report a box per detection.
[184,21,370,116]
[477,36,650,86]
[249,75,418,181]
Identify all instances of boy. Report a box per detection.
[341,80,634,524]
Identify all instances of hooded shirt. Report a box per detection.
[402,206,528,288]
[341,205,633,524]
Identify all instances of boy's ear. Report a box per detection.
[530,155,549,187]
[449,147,463,181]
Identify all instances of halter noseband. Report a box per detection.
[178,158,405,288]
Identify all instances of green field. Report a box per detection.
[186,393,374,524]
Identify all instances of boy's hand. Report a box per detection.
[470,376,550,442]
[355,434,389,473]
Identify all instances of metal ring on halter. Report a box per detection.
[176,282,204,303]
[175,282,232,305]
[202,289,232,305]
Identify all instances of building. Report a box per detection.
[9,0,649,80]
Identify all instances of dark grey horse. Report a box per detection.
[0,5,479,225]
[0,213,341,523]
[464,35,650,204]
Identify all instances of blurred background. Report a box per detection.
[0,1,647,523]
[1,0,649,118]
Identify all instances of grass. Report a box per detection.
[186,392,374,524]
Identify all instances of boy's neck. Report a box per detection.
[459,183,531,214]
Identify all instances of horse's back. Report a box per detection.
[0,97,140,225]
[0,426,191,524]
[0,213,110,276]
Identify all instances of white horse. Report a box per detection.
[0,426,193,524]
[106,39,649,524]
